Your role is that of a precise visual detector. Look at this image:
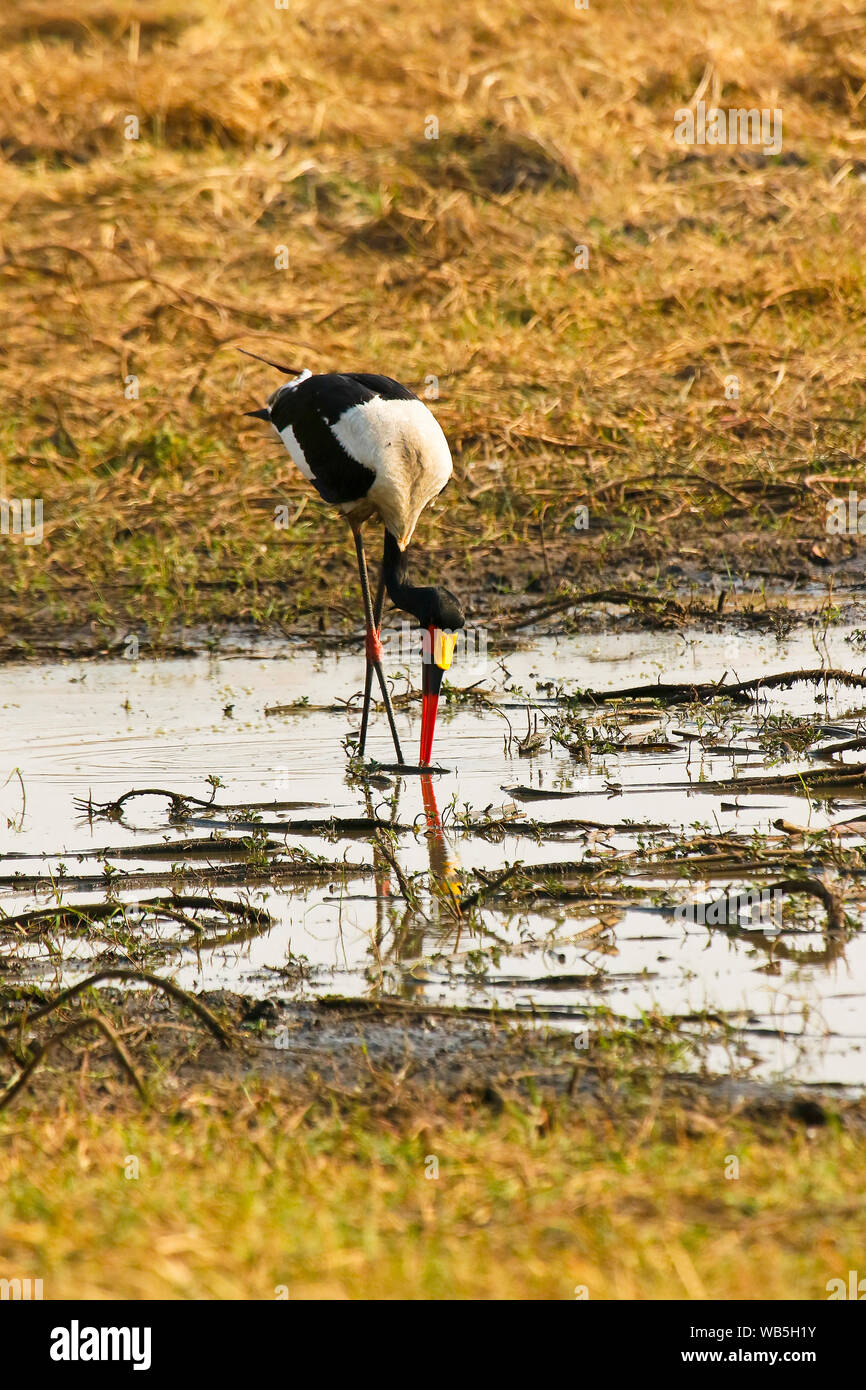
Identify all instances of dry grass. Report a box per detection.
[1,0,866,645]
[1,1076,863,1299]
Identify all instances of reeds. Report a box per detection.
[1,0,865,642]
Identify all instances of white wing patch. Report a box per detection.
[276,422,315,483]
[331,397,452,547]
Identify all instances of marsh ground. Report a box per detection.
[3,987,865,1300]
[3,629,866,1298]
[2,0,866,1300]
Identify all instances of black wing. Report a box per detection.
[268,373,417,507]
[343,374,418,404]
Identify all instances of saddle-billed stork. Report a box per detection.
[242,350,465,767]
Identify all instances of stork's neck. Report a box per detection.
[382,532,414,610]
[382,532,465,630]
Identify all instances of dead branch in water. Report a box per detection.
[74,787,319,823]
[767,877,847,935]
[655,763,866,797]
[0,894,273,935]
[577,668,866,706]
[677,876,846,936]
[0,859,373,894]
[460,864,523,911]
[510,588,688,631]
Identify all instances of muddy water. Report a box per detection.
[2,624,866,1086]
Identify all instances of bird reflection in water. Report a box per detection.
[362,774,462,1001]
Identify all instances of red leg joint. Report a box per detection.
[365,627,384,665]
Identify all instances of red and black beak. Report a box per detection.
[419,626,458,766]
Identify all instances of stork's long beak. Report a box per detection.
[419,627,458,766]
[244,408,271,420]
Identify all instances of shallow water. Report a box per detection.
[2,622,866,1087]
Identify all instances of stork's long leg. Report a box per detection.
[353,529,404,764]
[357,563,386,758]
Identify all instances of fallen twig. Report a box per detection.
[0,969,233,1046]
[0,1013,145,1111]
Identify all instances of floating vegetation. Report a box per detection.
[2,630,866,1089]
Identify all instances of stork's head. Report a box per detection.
[240,348,309,422]
[244,371,312,423]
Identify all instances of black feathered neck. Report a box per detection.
[382,532,465,630]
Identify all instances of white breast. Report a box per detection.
[331,397,452,548]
